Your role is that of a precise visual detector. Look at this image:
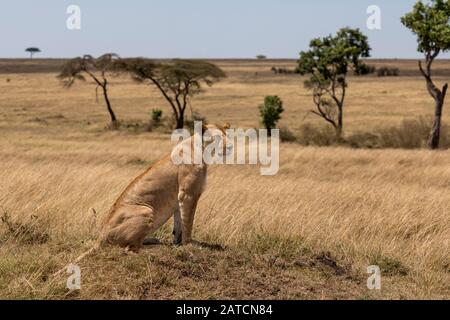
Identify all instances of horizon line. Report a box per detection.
[0,56,442,61]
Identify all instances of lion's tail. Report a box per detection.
[52,207,104,278]
[52,242,101,278]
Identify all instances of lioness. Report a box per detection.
[51,123,231,276]
[98,123,231,252]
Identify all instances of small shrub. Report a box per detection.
[271,67,298,75]
[296,117,450,149]
[356,64,376,75]
[147,109,164,132]
[346,132,381,149]
[0,210,50,245]
[376,118,430,149]
[279,127,297,143]
[347,117,450,150]
[370,255,409,276]
[377,66,400,77]
[297,123,338,146]
[259,96,284,133]
[151,109,163,122]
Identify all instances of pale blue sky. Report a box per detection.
[0,0,441,59]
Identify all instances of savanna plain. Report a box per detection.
[0,59,449,299]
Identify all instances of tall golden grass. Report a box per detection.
[1,141,449,298]
[0,60,449,299]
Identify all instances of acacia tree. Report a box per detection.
[402,0,450,150]
[117,59,226,129]
[25,47,41,59]
[58,53,120,125]
[298,28,371,138]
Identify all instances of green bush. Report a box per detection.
[259,96,284,132]
[151,109,163,122]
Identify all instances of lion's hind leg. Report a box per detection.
[103,205,156,251]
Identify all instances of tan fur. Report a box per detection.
[98,123,230,251]
[53,123,230,277]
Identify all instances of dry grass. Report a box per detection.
[0,59,449,300]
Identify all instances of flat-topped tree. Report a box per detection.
[25,47,41,59]
[58,54,120,125]
[298,28,371,139]
[402,0,450,150]
[117,59,226,129]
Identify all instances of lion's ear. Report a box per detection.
[223,123,231,130]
